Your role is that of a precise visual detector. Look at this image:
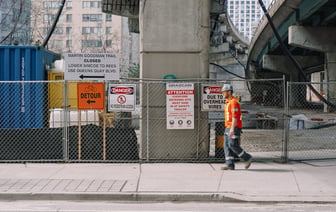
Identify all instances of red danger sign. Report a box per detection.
[110,87,134,95]
[203,86,222,94]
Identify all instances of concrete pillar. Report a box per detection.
[289,26,336,110]
[139,0,211,160]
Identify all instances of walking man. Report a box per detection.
[221,84,252,170]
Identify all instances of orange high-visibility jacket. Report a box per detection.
[224,96,243,128]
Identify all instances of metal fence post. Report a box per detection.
[196,81,200,160]
[281,80,289,163]
[146,82,149,161]
[63,80,69,161]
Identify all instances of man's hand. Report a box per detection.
[229,129,234,138]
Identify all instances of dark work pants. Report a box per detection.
[224,127,252,169]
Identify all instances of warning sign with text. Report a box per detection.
[64,53,119,80]
[166,83,194,130]
[77,83,105,110]
[201,84,225,111]
[108,84,136,112]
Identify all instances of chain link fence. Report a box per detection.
[287,82,336,160]
[1,79,335,162]
[0,79,290,162]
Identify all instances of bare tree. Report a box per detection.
[0,0,31,45]
[30,0,46,46]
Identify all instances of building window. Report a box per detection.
[43,14,56,23]
[83,1,101,8]
[43,1,60,9]
[82,40,103,48]
[82,27,102,35]
[82,14,102,22]
[106,40,112,47]
[58,15,64,23]
[106,27,112,34]
[66,14,72,22]
[51,40,63,49]
[55,27,63,34]
[66,1,72,9]
[66,27,72,35]
[106,14,112,21]
[43,27,49,35]
[66,40,72,48]
[44,27,63,35]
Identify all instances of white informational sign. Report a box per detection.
[64,53,119,80]
[201,84,225,111]
[108,84,136,112]
[166,83,194,129]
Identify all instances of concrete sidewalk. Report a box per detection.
[0,160,335,203]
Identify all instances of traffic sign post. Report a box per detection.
[64,53,119,81]
[77,82,106,160]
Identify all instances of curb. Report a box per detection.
[0,192,242,202]
[1,192,336,203]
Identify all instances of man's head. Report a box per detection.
[222,84,233,99]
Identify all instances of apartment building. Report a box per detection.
[31,0,123,54]
[227,0,271,41]
[30,0,139,77]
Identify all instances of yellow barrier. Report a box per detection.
[48,72,78,109]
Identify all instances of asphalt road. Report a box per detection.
[0,201,335,212]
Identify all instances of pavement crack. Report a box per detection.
[47,164,66,180]
[217,167,225,192]
[119,180,127,192]
[208,163,216,171]
[136,164,142,192]
[291,169,301,192]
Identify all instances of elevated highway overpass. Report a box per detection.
[248,0,336,109]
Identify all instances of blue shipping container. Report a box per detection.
[0,46,60,128]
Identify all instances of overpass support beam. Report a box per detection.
[288,26,336,52]
[263,55,323,79]
[263,55,324,106]
[289,26,336,109]
[263,55,324,107]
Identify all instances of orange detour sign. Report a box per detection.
[77,83,105,110]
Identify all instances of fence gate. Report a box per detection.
[287,82,336,160]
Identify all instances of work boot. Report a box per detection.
[221,164,234,170]
[245,158,252,169]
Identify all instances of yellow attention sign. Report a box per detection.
[77,83,105,110]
